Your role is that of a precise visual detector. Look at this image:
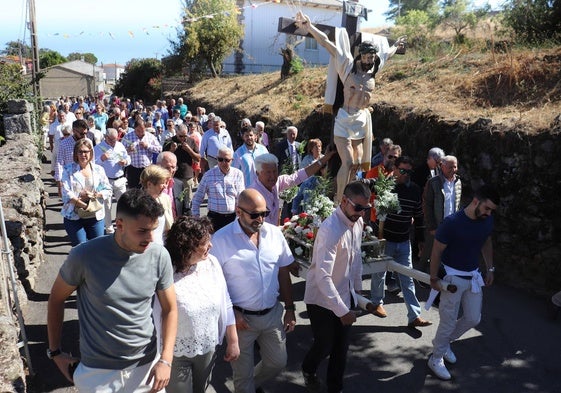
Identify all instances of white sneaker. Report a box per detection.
[105,226,115,234]
[444,348,457,364]
[428,355,451,380]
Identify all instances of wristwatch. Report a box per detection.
[487,266,495,273]
[46,348,62,359]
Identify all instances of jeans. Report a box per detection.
[64,217,105,246]
[370,240,422,323]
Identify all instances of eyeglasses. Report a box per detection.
[238,206,270,219]
[387,155,398,160]
[346,198,371,212]
[217,157,232,163]
[78,150,91,154]
[398,168,413,175]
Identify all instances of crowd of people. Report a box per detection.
[45,49,499,391]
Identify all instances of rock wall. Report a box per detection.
[0,100,46,392]
[371,102,561,295]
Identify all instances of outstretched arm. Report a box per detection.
[295,11,337,58]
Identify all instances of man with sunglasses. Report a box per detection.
[210,189,295,393]
[302,181,371,393]
[192,147,245,231]
[369,156,432,328]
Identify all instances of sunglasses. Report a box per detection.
[387,155,398,159]
[78,150,91,154]
[398,168,413,175]
[347,198,371,212]
[217,157,232,163]
[238,206,270,219]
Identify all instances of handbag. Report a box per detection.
[76,198,103,219]
[75,163,104,219]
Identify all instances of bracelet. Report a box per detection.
[158,359,172,367]
[284,304,296,311]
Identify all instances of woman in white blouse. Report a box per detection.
[157,216,239,393]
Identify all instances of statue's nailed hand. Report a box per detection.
[295,11,311,31]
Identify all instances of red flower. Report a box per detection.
[306,232,314,240]
[299,212,308,218]
[284,217,290,223]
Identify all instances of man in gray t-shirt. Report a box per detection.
[47,189,178,392]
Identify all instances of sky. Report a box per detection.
[0,0,501,66]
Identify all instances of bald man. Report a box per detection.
[210,189,296,393]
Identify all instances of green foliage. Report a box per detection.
[290,56,304,75]
[502,0,561,44]
[39,49,67,69]
[170,0,244,78]
[1,40,32,58]
[386,0,439,21]
[440,0,486,44]
[395,9,436,49]
[113,58,163,102]
[0,62,30,106]
[67,52,98,64]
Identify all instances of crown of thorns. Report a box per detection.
[358,42,378,55]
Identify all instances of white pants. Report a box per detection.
[73,357,157,393]
[104,177,127,229]
[432,275,483,358]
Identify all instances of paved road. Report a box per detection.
[22,159,561,393]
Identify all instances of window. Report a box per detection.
[305,37,318,50]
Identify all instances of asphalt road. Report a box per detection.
[21,159,561,393]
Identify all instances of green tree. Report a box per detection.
[395,9,436,48]
[502,0,561,44]
[440,0,489,43]
[1,40,32,58]
[39,49,67,69]
[386,0,439,21]
[170,0,244,78]
[113,58,162,102]
[67,52,98,64]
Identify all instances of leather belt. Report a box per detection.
[233,305,273,316]
[455,275,474,280]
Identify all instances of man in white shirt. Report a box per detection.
[200,116,233,170]
[302,181,371,393]
[94,128,131,233]
[210,189,296,393]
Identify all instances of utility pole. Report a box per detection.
[28,0,41,97]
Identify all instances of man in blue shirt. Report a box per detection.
[428,184,500,380]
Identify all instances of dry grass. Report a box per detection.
[185,43,561,134]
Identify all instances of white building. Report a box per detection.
[223,0,344,74]
[102,63,125,84]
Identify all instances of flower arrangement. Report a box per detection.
[373,171,401,222]
[361,225,386,260]
[282,212,316,261]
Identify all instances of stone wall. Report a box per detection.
[371,102,561,296]
[0,100,46,392]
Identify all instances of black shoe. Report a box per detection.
[255,387,266,393]
[302,371,322,392]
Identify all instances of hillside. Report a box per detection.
[185,45,561,134]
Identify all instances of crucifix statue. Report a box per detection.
[279,6,405,203]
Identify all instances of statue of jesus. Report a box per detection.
[295,11,405,202]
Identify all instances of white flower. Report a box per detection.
[361,251,366,258]
[294,226,303,234]
[365,226,373,233]
[302,228,312,235]
[295,247,304,256]
[290,215,299,222]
